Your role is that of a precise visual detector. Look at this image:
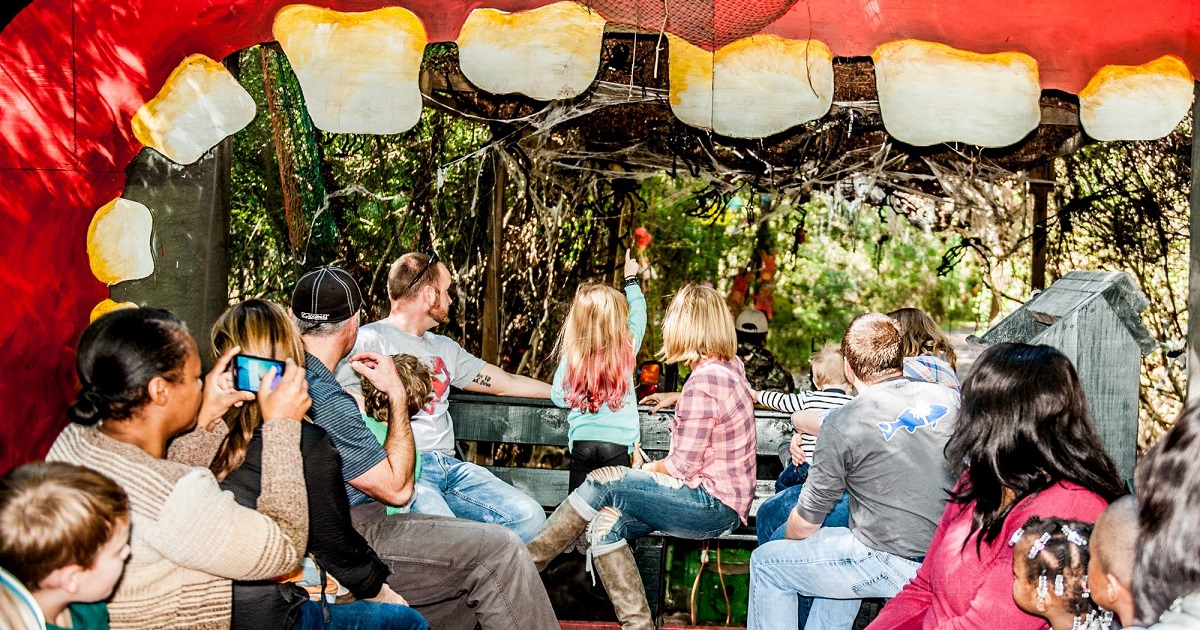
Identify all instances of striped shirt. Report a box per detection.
[759,388,854,463]
[663,358,757,523]
[305,353,386,507]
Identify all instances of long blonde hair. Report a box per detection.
[209,299,306,481]
[887,307,957,368]
[555,284,635,413]
[658,284,737,365]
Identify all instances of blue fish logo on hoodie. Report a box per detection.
[878,403,950,441]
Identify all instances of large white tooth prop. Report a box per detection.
[670,35,834,138]
[87,198,155,286]
[873,41,1041,147]
[1079,56,1194,141]
[132,55,256,165]
[457,2,605,100]
[274,5,427,134]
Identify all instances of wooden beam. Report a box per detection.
[1030,162,1052,291]
[482,150,504,365]
[1188,81,1200,403]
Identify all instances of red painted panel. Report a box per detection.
[0,0,1196,470]
[0,168,117,473]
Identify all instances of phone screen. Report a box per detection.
[233,354,286,393]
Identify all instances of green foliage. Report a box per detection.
[627,177,980,381]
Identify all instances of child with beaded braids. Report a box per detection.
[1011,517,1112,630]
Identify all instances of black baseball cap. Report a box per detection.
[291,266,364,323]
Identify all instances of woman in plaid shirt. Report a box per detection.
[527,285,757,630]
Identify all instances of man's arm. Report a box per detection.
[787,426,850,539]
[786,508,822,540]
[465,363,551,398]
[345,353,417,506]
[792,408,824,435]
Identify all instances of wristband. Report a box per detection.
[623,275,640,288]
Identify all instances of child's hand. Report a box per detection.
[632,443,646,469]
[640,391,681,413]
[623,248,640,278]
[367,583,408,606]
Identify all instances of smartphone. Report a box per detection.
[233,354,286,393]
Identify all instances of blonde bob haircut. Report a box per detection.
[658,284,737,365]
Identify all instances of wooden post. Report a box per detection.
[481,150,504,365]
[1188,81,1200,403]
[114,142,232,373]
[1030,162,1052,292]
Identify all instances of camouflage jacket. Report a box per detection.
[737,342,792,391]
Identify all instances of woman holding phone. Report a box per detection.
[207,299,426,630]
[47,306,312,630]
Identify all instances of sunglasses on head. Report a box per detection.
[406,251,439,291]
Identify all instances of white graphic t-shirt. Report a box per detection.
[336,321,486,454]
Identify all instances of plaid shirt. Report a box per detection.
[904,355,961,392]
[663,358,757,523]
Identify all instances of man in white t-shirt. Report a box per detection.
[337,252,549,542]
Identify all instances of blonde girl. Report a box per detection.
[550,250,646,491]
[528,283,757,630]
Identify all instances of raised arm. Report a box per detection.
[169,346,254,467]
[465,363,551,398]
[343,352,417,506]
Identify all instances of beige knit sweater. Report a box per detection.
[47,420,308,630]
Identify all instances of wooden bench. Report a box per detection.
[449,392,792,526]
[449,392,793,618]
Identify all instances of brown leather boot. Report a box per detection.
[594,544,655,630]
[526,500,589,571]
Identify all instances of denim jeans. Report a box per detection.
[295,599,428,630]
[408,451,547,543]
[748,527,920,630]
[776,461,810,493]
[755,483,852,629]
[757,486,851,545]
[568,466,739,553]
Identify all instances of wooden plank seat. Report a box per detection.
[448,392,792,529]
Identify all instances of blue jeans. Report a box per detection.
[776,461,809,493]
[755,484,852,628]
[757,481,851,545]
[748,527,920,630]
[568,466,739,553]
[408,451,547,543]
[295,599,428,630]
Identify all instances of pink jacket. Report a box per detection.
[868,480,1109,630]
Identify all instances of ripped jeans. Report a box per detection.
[567,466,740,556]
